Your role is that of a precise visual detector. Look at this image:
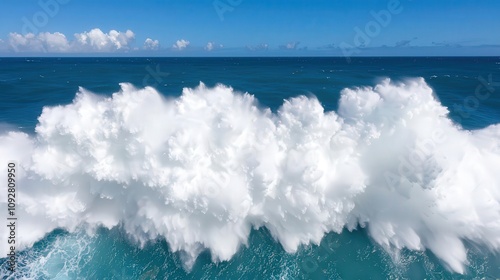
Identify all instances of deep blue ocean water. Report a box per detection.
[1,57,500,279]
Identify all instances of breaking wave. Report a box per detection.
[1,78,500,274]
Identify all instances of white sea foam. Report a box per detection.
[1,78,500,273]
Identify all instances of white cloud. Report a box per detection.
[205,41,223,51]
[8,32,70,52]
[7,28,135,53]
[73,29,135,52]
[143,38,160,50]
[206,42,214,51]
[38,32,71,52]
[172,39,190,50]
[280,41,300,50]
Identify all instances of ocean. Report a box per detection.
[0,57,499,279]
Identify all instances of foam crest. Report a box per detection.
[1,78,500,273]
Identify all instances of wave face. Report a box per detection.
[1,78,500,274]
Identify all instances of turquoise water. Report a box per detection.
[1,57,499,130]
[1,57,500,279]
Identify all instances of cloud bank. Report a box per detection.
[6,28,135,53]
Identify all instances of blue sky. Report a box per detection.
[0,0,499,56]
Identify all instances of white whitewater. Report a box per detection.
[1,78,499,273]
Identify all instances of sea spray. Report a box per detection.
[1,78,500,274]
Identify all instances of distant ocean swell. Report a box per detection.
[1,78,500,277]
